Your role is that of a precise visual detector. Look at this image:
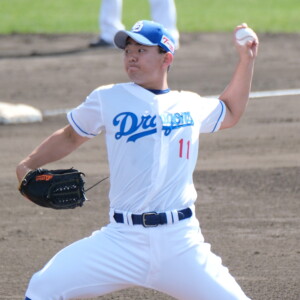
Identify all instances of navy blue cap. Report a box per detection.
[114,20,175,54]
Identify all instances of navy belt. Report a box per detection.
[113,207,192,227]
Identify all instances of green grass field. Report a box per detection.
[0,0,299,34]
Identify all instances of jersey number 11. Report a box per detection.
[179,139,190,159]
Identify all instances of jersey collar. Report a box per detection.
[146,88,170,95]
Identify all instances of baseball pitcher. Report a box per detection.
[17,20,258,300]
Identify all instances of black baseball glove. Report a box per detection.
[19,168,87,209]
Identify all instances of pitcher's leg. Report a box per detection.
[170,244,250,300]
[152,221,250,300]
[25,225,149,300]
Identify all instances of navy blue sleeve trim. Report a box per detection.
[70,112,97,137]
[211,101,225,132]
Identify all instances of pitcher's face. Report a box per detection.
[123,39,169,89]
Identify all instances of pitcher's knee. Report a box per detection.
[25,271,63,300]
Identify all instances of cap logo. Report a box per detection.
[132,21,144,32]
[161,35,175,53]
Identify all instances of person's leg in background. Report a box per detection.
[90,0,125,47]
[149,0,180,49]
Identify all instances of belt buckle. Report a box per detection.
[142,212,159,227]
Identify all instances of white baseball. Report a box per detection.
[235,27,257,45]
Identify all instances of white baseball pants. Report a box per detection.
[99,0,179,47]
[25,208,250,300]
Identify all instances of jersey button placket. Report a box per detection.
[152,97,167,196]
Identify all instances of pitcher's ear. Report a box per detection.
[164,52,174,68]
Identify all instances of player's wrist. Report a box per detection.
[237,55,256,67]
[16,163,32,183]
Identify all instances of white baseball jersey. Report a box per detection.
[67,82,225,213]
[25,83,252,300]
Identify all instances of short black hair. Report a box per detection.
[158,46,167,54]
